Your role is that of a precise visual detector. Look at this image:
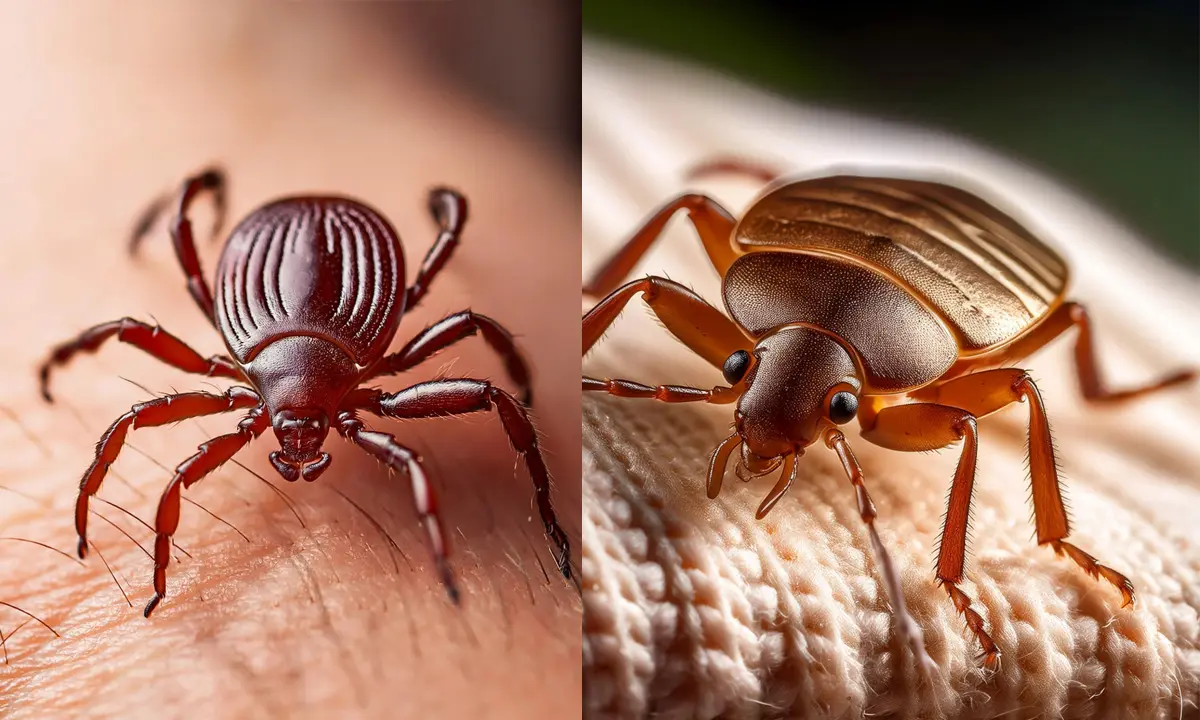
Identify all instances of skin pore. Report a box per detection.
[0,5,580,718]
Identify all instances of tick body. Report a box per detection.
[582,163,1195,667]
[41,168,574,616]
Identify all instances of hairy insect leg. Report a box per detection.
[337,412,458,602]
[584,276,747,364]
[405,188,467,310]
[145,409,268,617]
[584,194,739,297]
[823,429,938,676]
[130,167,227,323]
[352,380,577,589]
[923,368,1135,606]
[39,317,244,402]
[684,156,785,185]
[75,387,261,560]
[369,310,534,405]
[859,401,999,666]
[950,301,1195,403]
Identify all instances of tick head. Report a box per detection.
[270,408,332,481]
[729,325,861,471]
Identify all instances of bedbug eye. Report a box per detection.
[829,391,858,424]
[722,350,751,385]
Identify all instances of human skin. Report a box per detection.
[0,4,580,719]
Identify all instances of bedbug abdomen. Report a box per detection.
[214,197,406,366]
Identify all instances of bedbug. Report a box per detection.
[40,167,575,617]
[581,161,1195,667]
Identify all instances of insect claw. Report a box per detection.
[437,559,460,605]
[76,537,88,560]
[143,593,163,618]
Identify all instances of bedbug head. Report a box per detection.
[729,325,862,463]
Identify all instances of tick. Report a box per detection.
[41,167,574,616]
[582,162,1194,667]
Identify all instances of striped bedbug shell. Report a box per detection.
[213,196,407,366]
[723,175,1070,392]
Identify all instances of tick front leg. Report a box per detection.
[369,310,533,405]
[584,194,739,296]
[859,401,999,666]
[338,414,458,603]
[75,387,261,559]
[130,167,227,323]
[922,368,1135,605]
[39,318,242,402]
[405,188,467,310]
[822,430,936,676]
[353,379,577,589]
[145,409,268,617]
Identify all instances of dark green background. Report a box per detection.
[585,1,1199,268]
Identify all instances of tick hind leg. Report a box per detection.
[925,368,1135,605]
[338,413,458,602]
[404,188,467,310]
[368,310,534,405]
[350,379,578,590]
[75,387,261,559]
[39,318,243,402]
[583,276,748,404]
[584,194,738,297]
[145,409,269,617]
[130,167,227,324]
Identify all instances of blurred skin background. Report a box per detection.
[585,0,1199,268]
[0,3,579,719]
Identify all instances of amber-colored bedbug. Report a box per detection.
[581,161,1195,667]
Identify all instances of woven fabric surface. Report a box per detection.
[580,41,1200,720]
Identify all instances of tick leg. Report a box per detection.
[368,310,533,406]
[859,401,999,666]
[130,167,227,324]
[145,409,268,617]
[584,275,748,366]
[352,379,577,589]
[822,429,937,676]
[337,413,459,603]
[922,368,1135,606]
[75,387,261,560]
[684,156,784,185]
[584,194,739,297]
[405,188,466,310]
[39,317,243,402]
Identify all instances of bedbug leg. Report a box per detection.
[826,430,939,678]
[684,156,784,185]
[922,368,1138,605]
[583,276,747,366]
[145,409,268,617]
[583,195,739,296]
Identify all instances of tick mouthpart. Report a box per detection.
[269,450,332,482]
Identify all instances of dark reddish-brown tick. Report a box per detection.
[40,167,574,616]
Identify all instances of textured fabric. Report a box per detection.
[581,40,1200,720]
